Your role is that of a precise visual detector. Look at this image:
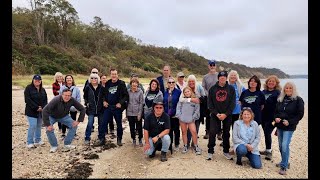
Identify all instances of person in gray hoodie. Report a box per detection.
[175,86,201,155]
[232,108,262,169]
[127,79,144,146]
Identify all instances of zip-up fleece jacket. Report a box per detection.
[274,95,304,131]
[84,84,105,115]
[207,81,236,117]
[24,84,48,118]
[126,88,144,117]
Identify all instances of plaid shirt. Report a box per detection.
[52,82,61,96]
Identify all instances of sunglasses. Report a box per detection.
[168,81,175,84]
[155,107,163,109]
[178,76,185,78]
[92,72,98,74]
[209,64,216,67]
[91,77,98,80]
[242,107,251,110]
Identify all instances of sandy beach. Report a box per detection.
[12,86,308,178]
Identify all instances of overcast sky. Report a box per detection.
[13,0,308,75]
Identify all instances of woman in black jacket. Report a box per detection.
[274,82,304,175]
[24,74,48,148]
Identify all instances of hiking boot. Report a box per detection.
[194,145,202,155]
[276,163,290,169]
[160,151,167,162]
[117,138,123,146]
[206,153,213,160]
[259,150,267,155]
[203,131,209,139]
[223,152,233,160]
[236,158,243,166]
[34,141,45,146]
[265,151,272,160]
[49,146,58,153]
[279,167,287,175]
[182,145,188,153]
[217,133,222,140]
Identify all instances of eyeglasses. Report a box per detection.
[155,107,163,109]
[91,77,98,80]
[242,107,251,110]
[168,81,175,84]
[92,72,98,74]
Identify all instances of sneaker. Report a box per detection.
[84,140,90,145]
[64,144,76,149]
[34,141,45,146]
[236,160,243,166]
[149,150,156,158]
[265,151,272,160]
[279,167,287,175]
[181,145,188,153]
[223,152,233,160]
[132,139,136,146]
[139,139,143,147]
[206,153,213,160]
[49,146,58,153]
[259,150,267,155]
[194,145,202,155]
[276,163,290,169]
[27,144,35,149]
[94,139,105,146]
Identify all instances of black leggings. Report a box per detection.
[169,117,180,146]
[128,116,143,140]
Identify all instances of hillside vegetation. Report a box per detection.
[12,0,289,79]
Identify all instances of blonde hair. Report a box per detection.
[88,73,101,84]
[54,72,64,82]
[183,86,196,98]
[277,81,299,102]
[263,75,282,91]
[227,70,245,95]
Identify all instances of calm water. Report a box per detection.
[261,78,308,103]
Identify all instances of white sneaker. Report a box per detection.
[223,152,233,160]
[34,141,45,146]
[64,145,76,149]
[27,144,35,149]
[50,146,58,153]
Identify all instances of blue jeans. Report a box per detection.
[85,113,103,141]
[277,128,294,169]
[26,116,42,145]
[103,107,123,140]
[145,134,171,155]
[236,144,262,169]
[46,115,77,147]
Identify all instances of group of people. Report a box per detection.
[24,60,304,175]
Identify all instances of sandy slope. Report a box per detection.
[12,86,308,178]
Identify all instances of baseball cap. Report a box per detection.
[177,72,185,77]
[208,60,216,66]
[218,71,228,78]
[33,74,42,80]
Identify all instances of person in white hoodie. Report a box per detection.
[175,86,201,155]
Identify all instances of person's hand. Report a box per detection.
[137,115,141,121]
[275,118,281,123]
[152,136,159,143]
[246,144,253,152]
[282,120,289,126]
[46,125,54,131]
[219,114,227,120]
[37,106,42,112]
[144,143,150,153]
[103,101,109,108]
[72,121,80,127]
[116,103,121,108]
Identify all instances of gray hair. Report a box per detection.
[227,70,245,95]
[277,81,299,102]
[88,73,100,84]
